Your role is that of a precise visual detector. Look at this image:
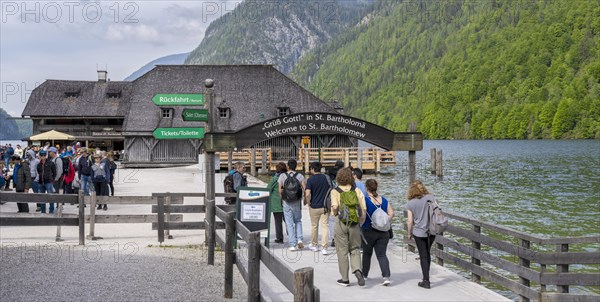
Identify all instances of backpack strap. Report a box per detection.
[334,187,343,193]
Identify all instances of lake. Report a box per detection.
[370,140,599,299]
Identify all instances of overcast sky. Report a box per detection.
[1,0,241,117]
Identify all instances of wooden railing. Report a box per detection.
[214,204,319,302]
[403,211,600,302]
[0,192,85,245]
[218,147,396,174]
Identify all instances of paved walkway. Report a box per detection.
[0,164,509,301]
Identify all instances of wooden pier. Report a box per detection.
[217,147,396,173]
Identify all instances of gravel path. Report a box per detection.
[1,244,247,301]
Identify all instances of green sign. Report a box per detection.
[182,109,209,121]
[153,127,205,139]
[152,94,204,106]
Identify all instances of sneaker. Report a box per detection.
[97,205,102,210]
[297,241,304,249]
[418,280,430,289]
[382,277,391,286]
[321,248,328,255]
[288,246,298,252]
[364,276,368,281]
[103,204,107,211]
[354,270,365,286]
[308,244,318,252]
[331,239,335,247]
[274,239,284,244]
[336,279,349,287]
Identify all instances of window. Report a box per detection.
[219,108,230,118]
[162,108,172,118]
[106,92,121,98]
[278,107,290,116]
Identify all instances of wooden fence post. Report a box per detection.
[261,149,268,174]
[157,196,165,243]
[375,150,381,174]
[250,148,257,177]
[88,191,96,239]
[294,267,314,302]
[55,199,63,242]
[224,211,236,298]
[430,148,436,175]
[557,244,569,293]
[519,239,531,302]
[435,236,444,266]
[471,225,481,283]
[78,191,85,245]
[408,150,416,185]
[165,194,172,239]
[344,149,350,168]
[304,149,310,173]
[248,231,261,302]
[357,148,363,170]
[436,149,443,178]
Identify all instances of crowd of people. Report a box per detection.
[235,158,437,289]
[1,143,117,213]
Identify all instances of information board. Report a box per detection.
[236,187,271,233]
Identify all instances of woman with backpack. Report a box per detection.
[331,167,367,287]
[267,162,287,244]
[406,180,436,289]
[361,179,394,286]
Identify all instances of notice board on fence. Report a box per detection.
[235,187,271,232]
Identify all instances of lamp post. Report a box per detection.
[204,79,216,265]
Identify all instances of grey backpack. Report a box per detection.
[367,197,391,231]
[427,199,449,235]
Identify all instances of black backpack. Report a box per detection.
[80,156,93,176]
[283,172,303,202]
[223,172,246,204]
[61,157,70,177]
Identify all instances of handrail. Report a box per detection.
[403,210,600,301]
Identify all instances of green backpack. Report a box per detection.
[335,185,361,225]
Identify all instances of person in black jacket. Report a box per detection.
[36,150,56,214]
[12,155,32,213]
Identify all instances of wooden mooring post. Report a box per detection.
[78,191,85,245]
[436,149,443,178]
[430,148,436,174]
[294,267,315,302]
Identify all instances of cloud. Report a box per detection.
[105,24,161,44]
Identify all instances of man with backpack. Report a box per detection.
[331,167,367,287]
[304,161,331,255]
[223,162,247,204]
[278,159,305,251]
[77,148,94,196]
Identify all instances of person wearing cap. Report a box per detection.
[91,153,109,210]
[77,148,94,196]
[11,155,31,213]
[25,149,41,211]
[36,149,56,214]
[48,147,63,196]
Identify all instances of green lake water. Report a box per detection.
[372,140,600,300]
